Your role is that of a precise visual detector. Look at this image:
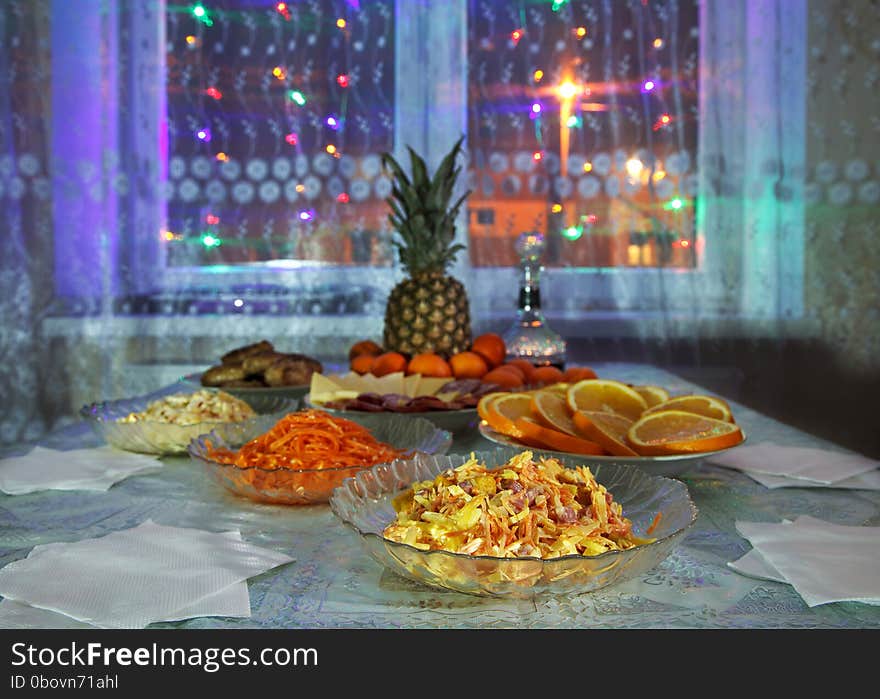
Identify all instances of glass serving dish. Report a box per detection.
[478,422,746,477]
[303,394,479,435]
[181,372,309,414]
[188,413,453,505]
[329,447,698,598]
[80,386,295,456]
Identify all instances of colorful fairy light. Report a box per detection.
[287,90,306,105]
[298,209,315,221]
[551,203,562,213]
[295,183,305,193]
[326,144,337,154]
[575,27,587,38]
[185,35,198,47]
[196,128,211,142]
[205,213,220,225]
[562,225,583,241]
[336,74,350,88]
[532,151,543,161]
[336,18,346,28]
[326,115,340,129]
[337,192,350,203]
[204,87,222,100]
[667,198,684,211]
[191,4,212,26]
[551,0,569,11]
[583,161,593,172]
[584,214,598,225]
[285,133,298,146]
[653,38,664,49]
[511,29,524,44]
[566,115,581,128]
[200,233,221,247]
[163,230,177,241]
[272,66,286,80]
[533,69,544,82]
[531,102,542,115]
[215,152,228,161]
[275,2,291,20]
[642,79,656,93]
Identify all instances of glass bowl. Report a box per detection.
[188,413,453,505]
[304,394,479,435]
[329,447,698,598]
[181,372,309,414]
[479,423,747,477]
[81,386,295,456]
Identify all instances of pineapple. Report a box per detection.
[381,137,473,357]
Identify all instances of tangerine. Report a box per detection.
[370,351,407,377]
[532,365,565,386]
[505,358,537,383]
[449,351,489,379]
[406,352,453,378]
[482,367,525,389]
[350,353,375,375]
[563,366,598,383]
[348,339,383,362]
[471,333,506,368]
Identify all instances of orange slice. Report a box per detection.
[643,394,734,422]
[530,390,578,436]
[566,379,648,421]
[483,392,536,439]
[513,417,605,456]
[572,410,639,457]
[477,392,502,423]
[626,409,745,456]
[630,384,671,408]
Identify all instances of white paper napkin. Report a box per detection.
[0,446,163,495]
[729,515,880,607]
[709,442,880,489]
[0,520,294,628]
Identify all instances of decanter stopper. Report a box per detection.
[501,232,567,368]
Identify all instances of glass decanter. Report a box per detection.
[501,232,567,368]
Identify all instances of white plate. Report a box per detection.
[478,422,745,477]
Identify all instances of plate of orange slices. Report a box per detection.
[477,379,746,477]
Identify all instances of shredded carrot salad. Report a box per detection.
[384,451,655,559]
[206,409,407,472]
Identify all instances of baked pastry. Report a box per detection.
[221,340,274,365]
[264,354,323,387]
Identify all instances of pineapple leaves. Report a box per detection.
[381,136,471,276]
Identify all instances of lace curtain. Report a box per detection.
[1,0,878,454]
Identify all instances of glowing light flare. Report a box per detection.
[558,81,578,100]
[530,102,542,117]
[196,128,211,142]
[326,115,340,129]
[275,2,291,20]
[680,239,691,248]
[532,151,543,162]
[295,183,305,193]
[551,203,562,214]
[215,152,228,161]
[272,66,286,80]
[653,38,664,49]
[285,133,298,146]
[566,115,580,128]
[337,192,350,203]
[667,197,684,211]
[336,74,350,88]
[533,70,544,82]
[551,0,569,11]
[336,18,347,28]
[204,87,222,100]
[205,213,220,225]
[575,27,587,38]
[288,90,307,106]
[562,225,583,241]
[185,35,198,47]
[233,298,244,308]
[625,157,643,178]
[191,4,213,26]
[653,113,672,131]
[326,144,337,155]
[583,161,593,173]
[583,214,598,225]
[200,233,221,248]
[162,230,177,241]
[298,209,316,221]
[511,29,524,44]
[641,79,656,93]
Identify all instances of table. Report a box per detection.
[2,362,879,629]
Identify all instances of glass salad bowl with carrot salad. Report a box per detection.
[188,409,452,505]
[329,447,698,598]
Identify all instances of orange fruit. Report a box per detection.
[513,417,605,456]
[406,352,453,378]
[530,390,578,436]
[449,351,489,379]
[532,365,565,386]
[541,382,570,397]
[505,358,537,383]
[483,393,535,439]
[348,339,383,362]
[482,367,525,389]
[477,392,504,423]
[566,379,649,421]
[350,353,375,375]
[572,410,639,457]
[563,366,598,383]
[643,394,734,422]
[626,410,745,456]
[471,333,506,368]
[370,351,407,377]
[630,384,671,408]
[497,363,526,381]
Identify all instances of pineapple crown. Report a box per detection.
[381,136,471,277]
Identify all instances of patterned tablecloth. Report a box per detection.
[1,363,878,629]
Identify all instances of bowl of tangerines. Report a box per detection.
[306,333,601,434]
